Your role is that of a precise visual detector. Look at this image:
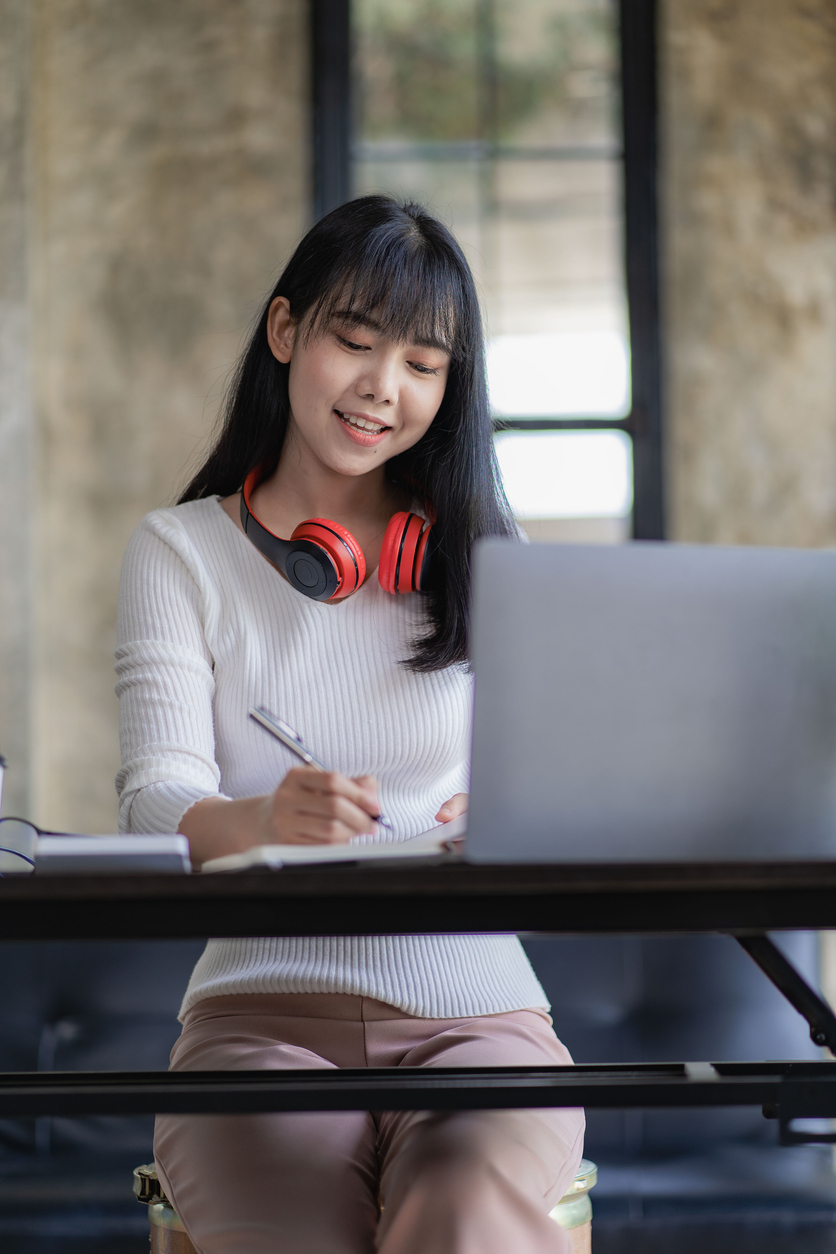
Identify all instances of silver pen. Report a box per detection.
[249,706,394,831]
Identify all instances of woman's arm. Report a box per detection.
[180,768,383,868]
[116,516,230,837]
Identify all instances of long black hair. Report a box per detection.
[179,194,517,671]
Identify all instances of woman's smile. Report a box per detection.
[334,408,393,446]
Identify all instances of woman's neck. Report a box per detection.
[256,447,405,537]
[220,439,412,587]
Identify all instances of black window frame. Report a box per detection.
[310,0,663,540]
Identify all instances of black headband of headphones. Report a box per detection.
[239,475,346,600]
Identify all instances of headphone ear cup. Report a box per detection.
[413,524,433,591]
[291,519,366,599]
[378,513,408,595]
[379,512,431,595]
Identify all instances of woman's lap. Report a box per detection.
[154,993,584,1254]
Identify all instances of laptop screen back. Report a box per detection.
[467,540,836,863]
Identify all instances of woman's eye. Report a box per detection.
[337,335,368,352]
[409,361,441,376]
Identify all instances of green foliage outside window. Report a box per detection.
[355,0,618,148]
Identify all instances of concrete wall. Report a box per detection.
[1,0,308,830]
[660,2,836,1003]
[662,0,836,547]
[0,0,33,820]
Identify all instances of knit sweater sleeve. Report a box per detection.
[114,510,231,834]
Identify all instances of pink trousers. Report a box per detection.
[154,992,585,1254]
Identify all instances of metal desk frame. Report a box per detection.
[3,858,836,1144]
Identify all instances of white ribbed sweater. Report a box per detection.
[115,497,548,1020]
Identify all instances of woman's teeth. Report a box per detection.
[339,412,388,433]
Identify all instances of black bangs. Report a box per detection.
[302,224,467,357]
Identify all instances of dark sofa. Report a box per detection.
[0,932,834,1253]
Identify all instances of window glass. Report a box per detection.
[494,430,632,541]
[354,0,629,539]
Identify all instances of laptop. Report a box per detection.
[466,540,836,863]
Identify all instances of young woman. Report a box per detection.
[115,195,584,1254]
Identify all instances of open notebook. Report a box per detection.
[201,814,467,873]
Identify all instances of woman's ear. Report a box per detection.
[267,296,296,363]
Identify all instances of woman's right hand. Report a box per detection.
[257,768,381,846]
[179,771,381,867]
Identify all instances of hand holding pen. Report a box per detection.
[249,707,394,837]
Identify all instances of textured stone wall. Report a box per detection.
[662,0,836,547]
[0,0,32,818]
[0,0,308,830]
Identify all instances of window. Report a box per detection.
[311,0,662,539]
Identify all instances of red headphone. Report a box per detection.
[240,468,436,602]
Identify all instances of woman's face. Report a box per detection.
[267,297,451,478]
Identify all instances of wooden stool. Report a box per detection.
[550,1158,597,1254]
[135,1156,597,1252]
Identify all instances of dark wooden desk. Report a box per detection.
[3,858,836,940]
[3,858,836,1140]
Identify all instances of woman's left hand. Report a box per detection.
[435,793,469,823]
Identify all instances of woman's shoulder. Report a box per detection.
[138,494,224,533]
[129,496,228,552]
[123,496,242,584]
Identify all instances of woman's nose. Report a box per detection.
[356,357,397,405]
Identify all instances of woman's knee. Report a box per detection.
[381,1107,583,1202]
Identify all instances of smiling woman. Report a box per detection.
[179,194,515,670]
[114,195,584,1254]
[222,296,450,594]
